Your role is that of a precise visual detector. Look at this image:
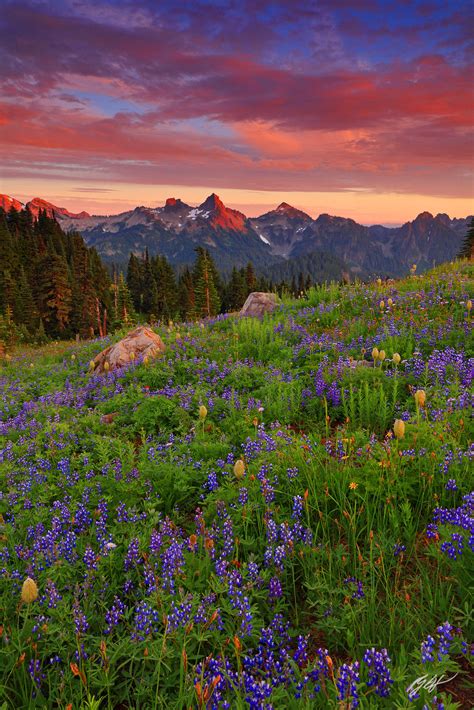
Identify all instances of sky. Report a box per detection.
[1,0,473,224]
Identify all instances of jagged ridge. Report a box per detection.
[0,192,470,277]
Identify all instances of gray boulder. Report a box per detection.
[92,325,165,373]
[240,292,277,317]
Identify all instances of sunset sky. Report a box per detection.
[1,0,473,224]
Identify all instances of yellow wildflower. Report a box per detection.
[393,419,405,439]
[21,577,38,604]
[233,460,245,479]
[414,389,426,408]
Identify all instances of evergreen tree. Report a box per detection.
[36,253,72,335]
[69,234,95,336]
[193,248,220,318]
[141,256,157,316]
[15,266,36,331]
[458,218,474,260]
[115,273,136,326]
[178,266,195,320]
[0,207,111,340]
[35,319,48,345]
[127,253,143,311]
[245,262,257,295]
[0,213,16,314]
[290,275,297,296]
[298,271,305,296]
[224,267,247,311]
[152,255,178,321]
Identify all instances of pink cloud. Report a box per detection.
[0,1,472,200]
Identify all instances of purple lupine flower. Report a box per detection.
[124,538,140,571]
[166,599,193,632]
[337,662,360,707]
[72,600,88,635]
[131,600,160,641]
[421,634,436,663]
[344,576,365,599]
[104,596,126,634]
[268,576,283,601]
[292,495,303,520]
[362,648,393,697]
[436,622,454,660]
[83,546,97,570]
[238,487,248,505]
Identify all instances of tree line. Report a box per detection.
[10,208,472,346]
[124,247,321,323]
[0,208,316,346]
[0,207,112,345]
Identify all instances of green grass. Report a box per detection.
[0,262,473,709]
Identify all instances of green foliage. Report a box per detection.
[0,207,111,340]
[341,367,401,434]
[132,396,192,435]
[457,216,474,259]
[230,314,289,362]
[193,247,221,318]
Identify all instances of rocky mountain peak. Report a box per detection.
[199,193,225,212]
[165,197,186,208]
[26,197,91,220]
[435,213,451,226]
[414,211,434,222]
[0,194,24,212]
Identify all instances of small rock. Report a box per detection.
[348,360,372,368]
[100,412,119,425]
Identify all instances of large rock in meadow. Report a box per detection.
[240,292,277,317]
[92,326,165,373]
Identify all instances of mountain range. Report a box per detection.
[1,192,470,279]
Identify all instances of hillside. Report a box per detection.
[0,262,473,708]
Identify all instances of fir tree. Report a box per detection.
[457,218,474,260]
[193,248,220,318]
[290,275,297,296]
[36,253,72,335]
[141,256,158,316]
[0,208,111,340]
[15,266,36,331]
[115,273,136,326]
[245,262,257,294]
[127,253,143,311]
[298,271,305,296]
[178,266,195,320]
[224,267,247,311]
[152,255,178,321]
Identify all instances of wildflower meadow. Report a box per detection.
[0,262,473,709]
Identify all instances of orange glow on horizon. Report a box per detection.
[3,178,473,226]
